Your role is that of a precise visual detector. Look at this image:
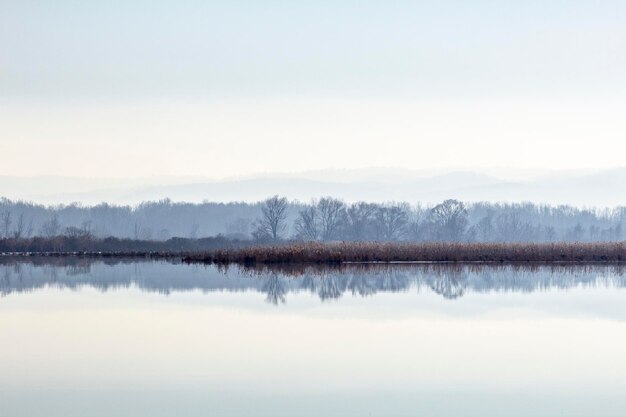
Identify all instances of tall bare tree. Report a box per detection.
[24,217,34,238]
[133,220,143,240]
[40,215,61,238]
[12,212,25,239]
[1,211,11,238]
[430,199,468,240]
[65,220,93,239]
[317,197,346,241]
[253,195,289,241]
[475,214,494,242]
[294,205,319,240]
[346,202,377,240]
[374,203,409,241]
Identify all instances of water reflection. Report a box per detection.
[3,258,626,417]
[2,257,626,303]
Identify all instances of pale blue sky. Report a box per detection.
[2,1,626,177]
[3,0,626,99]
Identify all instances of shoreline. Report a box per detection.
[3,241,626,265]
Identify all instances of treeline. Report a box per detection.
[0,198,265,241]
[1,196,626,243]
[251,196,626,243]
[0,235,248,253]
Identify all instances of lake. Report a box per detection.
[1,258,626,417]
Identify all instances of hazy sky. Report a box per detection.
[2,0,625,178]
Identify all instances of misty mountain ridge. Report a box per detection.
[1,167,625,207]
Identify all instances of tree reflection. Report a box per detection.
[262,274,286,305]
[347,274,377,297]
[1,257,626,304]
[429,270,467,299]
[317,275,343,301]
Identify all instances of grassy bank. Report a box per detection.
[182,241,626,265]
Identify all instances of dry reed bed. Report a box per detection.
[182,241,626,265]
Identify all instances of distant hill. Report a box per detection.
[1,167,625,207]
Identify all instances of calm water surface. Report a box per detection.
[2,258,626,417]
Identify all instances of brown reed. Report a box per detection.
[182,241,626,265]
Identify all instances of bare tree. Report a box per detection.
[133,219,154,240]
[294,205,319,240]
[405,204,429,241]
[346,202,377,240]
[64,226,83,238]
[430,199,468,240]
[544,226,557,242]
[494,212,536,242]
[1,211,11,238]
[40,215,61,238]
[317,197,346,241]
[565,223,585,241]
[133,220,143,240]
[65,220,93,239]
[475,215,494,242]
[374,203,409,241]
[80,220,93,238]
[12,213,25,239]
[25,218,34,238]
[253,195,289,241]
